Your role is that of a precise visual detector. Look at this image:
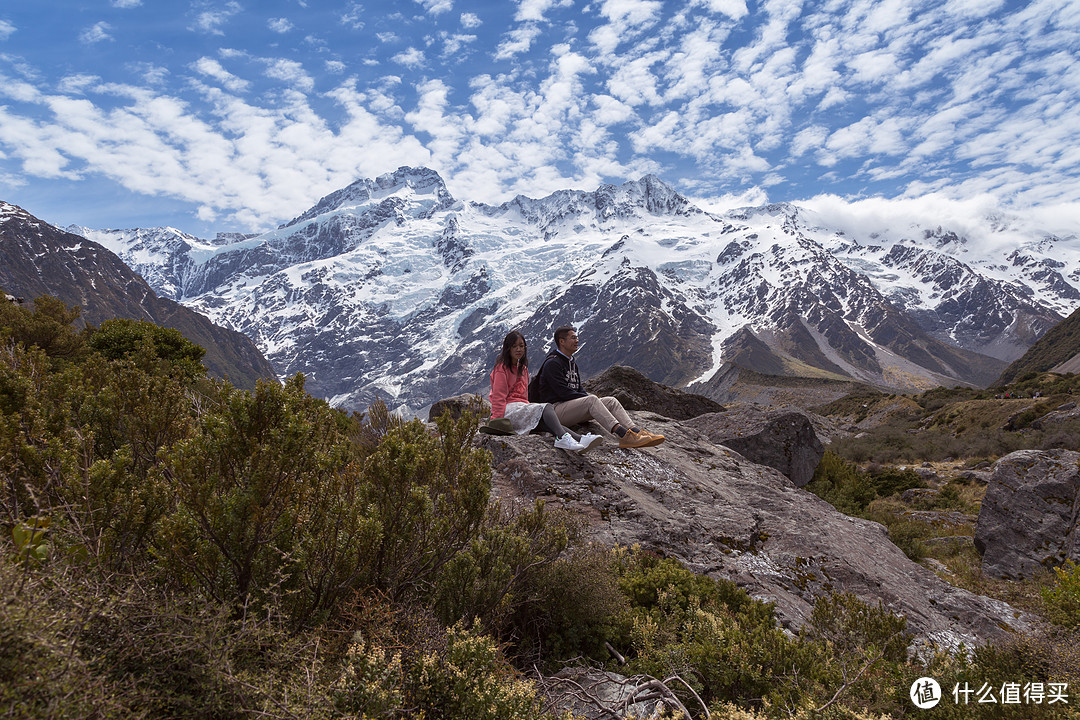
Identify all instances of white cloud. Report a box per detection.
[797,191,1067,255]
[3,0,1080,232]
[0,75,435,229]
[111,0,142,7]
[441,33,477,57]
[606,52,666,106]
[129,63,170,86]
[192,2,243,35]
[392,47,425,69]
[193,57,250,93]
[415,0,453,14]
[57,74,101,94]
[514,0,572,22]
[79,22,113,44]
[340,3,364,30]
[268,18,293,33]
[591,94,635,125]
[495,24,542,59]
[405,79,463,163]
[588,0,664,55]
[662,24,724,101]
[790,125,828,157]
[825,116,908,160]
[264,58,314,92]
[597,0,664,28]
[691,0,748,21]
[688,186,769,213]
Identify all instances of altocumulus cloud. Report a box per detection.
[79,22,113,44]
[192,2,242,35]
[268,18,294,33]
[1,0,1079,235]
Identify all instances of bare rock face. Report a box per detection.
[478,411,1032,652]
[685,406,825,487]
[974,449,1080,579]
[582,365,724,421]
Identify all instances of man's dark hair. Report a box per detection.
[554,325,576,346]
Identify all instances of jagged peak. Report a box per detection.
[0,201,36,223]
[280,166,455,229]
[487,174,697,228]
[724,201,801,223]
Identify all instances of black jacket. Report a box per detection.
[534,349,587,403]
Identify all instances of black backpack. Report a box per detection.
[528,364,543,402]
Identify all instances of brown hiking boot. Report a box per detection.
[639,429,665,447]
[618,429,654,449]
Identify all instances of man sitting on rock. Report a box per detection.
[534,325,664,449]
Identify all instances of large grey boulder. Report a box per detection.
[582,365,724,421]
[685,406,824,487]
[974,449,1080,580]
[479,411,1032,653]
[428,393,489,422]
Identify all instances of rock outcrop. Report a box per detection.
[428,393,489,422]
[974,449,1080,579]
[685,406,825,487]
[582,365,724,420]
[478,410,1032,652]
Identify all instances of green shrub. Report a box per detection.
[88,317,206,380]
[0,295,86,362]
[357,402,492,603]
[156,374,374,626]
[0,556,334,720]
[610,551,829,713]
[510,544,629,663]
[333,622,549,719]
[433,499,575,635]
[1042,560,1080,629]
[1,338,191,570]
[805,451,875,516]
[866,465,925,497]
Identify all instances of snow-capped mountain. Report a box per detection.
[69,168,1080,414]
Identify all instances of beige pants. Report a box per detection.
[552,394,633,432]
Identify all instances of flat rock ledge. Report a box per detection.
[477,411,1034,654]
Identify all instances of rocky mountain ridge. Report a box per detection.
[0,201,276,388]
[67,167,1080,413]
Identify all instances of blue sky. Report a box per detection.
[1,0,1079,237]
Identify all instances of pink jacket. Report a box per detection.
[489,362,529,418]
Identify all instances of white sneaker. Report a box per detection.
[578,433,603,453]
[554,433,581,451]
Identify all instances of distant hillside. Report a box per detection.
[995,306,1080,386]
[0,201,276,388]
[689,362,879,409]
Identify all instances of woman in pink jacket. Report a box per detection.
[490,330,602,452]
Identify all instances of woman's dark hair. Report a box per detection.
[498,330,527,372]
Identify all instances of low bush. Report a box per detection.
[1042,560,1080,629]
[333,621,550,720]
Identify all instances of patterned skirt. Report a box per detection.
[503,401,546,434]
